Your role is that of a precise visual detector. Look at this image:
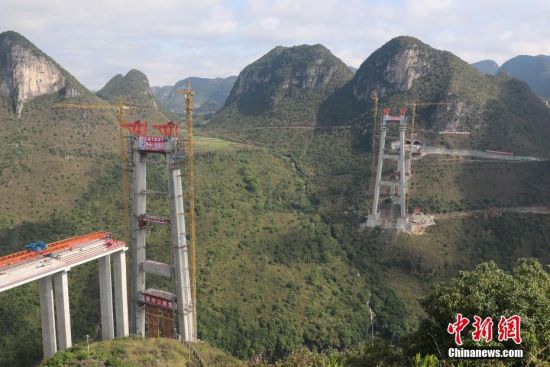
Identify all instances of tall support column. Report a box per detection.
[99,255,114,340]
[38,276,57,357]
[113,251,129,337]
[131,143,147,336]
[399,125,407,219]
[371,125,387,218]
[168,156,195,341]
[53,271,71,350]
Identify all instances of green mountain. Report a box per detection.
[471,59,499,75]
[97,69,166,121]
[500,54,550,97]
[321,36,550,156]
[217,44,354,125]
[152,76,237,116]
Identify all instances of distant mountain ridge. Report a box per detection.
[152,76,237,115]
[471,59,499,75]
[97,69,166,121]
[471,55,550,98]
[499,54,550,97]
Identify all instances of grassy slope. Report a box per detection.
[0,94,117,224]
[409,156,550,212]
[41,337,236,367]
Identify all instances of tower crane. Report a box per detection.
[55,97,137,243]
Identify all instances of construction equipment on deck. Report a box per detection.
[0,231,112,269]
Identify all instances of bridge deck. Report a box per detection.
[0,239,126,292]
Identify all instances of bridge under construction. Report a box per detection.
[0,232,128,357]
[0,87,199,358]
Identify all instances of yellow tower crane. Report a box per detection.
[55,97,136,243]
[175,85,197,340]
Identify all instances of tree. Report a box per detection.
[408,259,550,366]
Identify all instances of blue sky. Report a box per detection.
[1,0,549,90]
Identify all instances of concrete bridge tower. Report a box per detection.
[366,108,408,230]
[124,121,196,341]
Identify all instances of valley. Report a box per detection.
[0,30,548,367]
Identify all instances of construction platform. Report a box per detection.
[0,232,129,358]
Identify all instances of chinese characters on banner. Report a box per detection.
[138,136,166,152]
[447,314,522,345]
[143,294,174,310]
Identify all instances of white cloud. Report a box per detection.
[1,0,549,89]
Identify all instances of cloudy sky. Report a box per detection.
[1,0,549,90]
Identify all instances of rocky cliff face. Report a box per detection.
[336,36,502,132]
[351,37,436,101]
[0,31,81,117]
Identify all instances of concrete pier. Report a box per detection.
[399,125,407,219]
[99,255,114,340]
[168,165,195,341]
[131,145,147,336]
[369,125,388,225]
[0,233,128,359]
[53,271,71,350]
[113,251,129,337]
[39,276,57,357]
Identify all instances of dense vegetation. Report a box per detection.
[43,260,549,366]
